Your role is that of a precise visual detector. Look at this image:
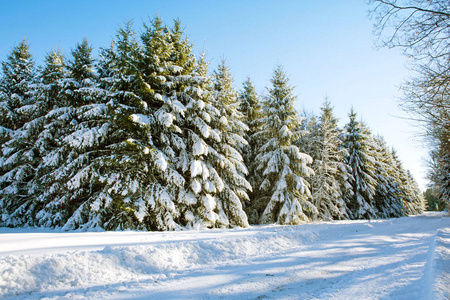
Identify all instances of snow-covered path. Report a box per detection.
[0,212,449,299]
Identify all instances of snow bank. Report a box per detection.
[0,227,317,298]
[431,227,450,299]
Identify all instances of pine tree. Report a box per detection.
[77,22,182,231]
[139,22,253,229]
[136,17,189,230]
[255,66,314,225]
[163,55,217,228]
[372,137,404,218]
[0,40,35,131]
[0,41,38,226]
[424,186,445,211]
[31,36,137,230]
[67,38,96,83]
[31,49,67,184]
[41,49,66,87]
[238,77,263,223]
[295,114,319,157]
[429,148,450,212]
[211,60,251,227]
[137,17,240,229]
[309,100,351,220]
[343,109,378,219]
[392,151,425,215]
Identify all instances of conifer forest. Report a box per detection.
[0,18,426,231]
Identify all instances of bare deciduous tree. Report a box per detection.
[371,0,450,71]
[370,0,450,210]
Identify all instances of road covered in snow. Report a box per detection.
[0,212,449,299]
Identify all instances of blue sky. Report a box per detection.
[0,0,429,188]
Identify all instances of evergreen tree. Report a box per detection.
[255,66,314,225]
[67,38,96,83]
[137,17,189,230]
[34,37,111,229]
[424,187,445,211]
[41,49,66,87]
[137,17,246,229]
[0,40,35,131]
[405,170,426,214]
[392,151,425,215]
[211,60,251,227]
[238,77,263,223]
[343,109,378,219]
[309,100,351,220]
[372,138,404,218]
[0,41,39,226]
[162,54,218,228]
[295,114,319,157]
[429,147,450,213]
[31,49,67,184]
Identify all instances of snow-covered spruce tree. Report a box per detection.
[137,17,223,230]
[255,66,315,225]
[238,77,263,223]
[309,100,351,220]
[34,38,113,230]
[404,170,426,214]
[429,149,450,212]
[143,20,252,228]
[295,113,319,156]
[391,151,425,215]
[133,17,190,230]
[164,52,226,228]
[0,49,67,227]
[210,60,251,227]
[0,41,36,202]
[371,137,405,218]
[81,22,187,231]
[138,18,243,229]
[47,24,190,231]
[0,41,40,226]
[343,108,378,219]
[0,40,36,132]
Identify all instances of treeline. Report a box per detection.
[0,18,424,231]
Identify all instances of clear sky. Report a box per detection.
[0,0,429,189]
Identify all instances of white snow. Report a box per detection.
[130,114,152,126]
[0,212,448,299]
[190,160,202,177]
[192,139,208,156]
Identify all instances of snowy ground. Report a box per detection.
[0,212,449,300]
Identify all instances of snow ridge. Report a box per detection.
[430,227,450,299]
[0,228,314,298]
